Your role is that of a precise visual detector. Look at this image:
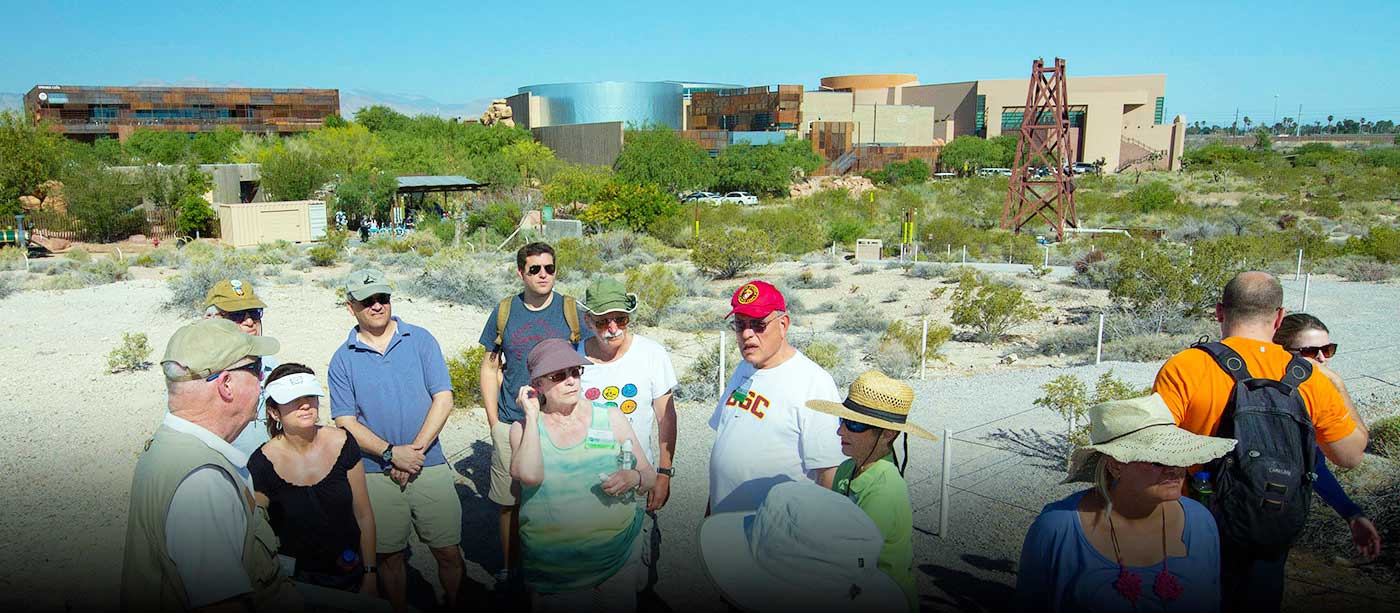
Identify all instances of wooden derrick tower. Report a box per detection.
[1000,57,1078,240]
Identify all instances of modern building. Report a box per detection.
[23,85,340,142]
[826,73,1184,172]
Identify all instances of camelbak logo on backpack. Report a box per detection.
[1193,341,1316,549]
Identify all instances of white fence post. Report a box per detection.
[1295,249,1303,281]
[920,318,929,380]
[961,245,967,265]
[717,332,726,398]
[1043,245,1050,268]
[1096,313,1105,365]
[939,428,953,537]
[1302,273,1311,312]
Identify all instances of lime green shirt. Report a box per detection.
[832,456,915,611]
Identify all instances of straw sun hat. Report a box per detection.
[1062,394,1236,484]
[806,371,936,440]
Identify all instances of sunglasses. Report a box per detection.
[525,264,557,276]
[542,366,584,383]
[841,418,876,433]
[731,313,783,334]
[220,308,263,323]
[205,358,263,382]
[1289,343,1338,359]
[356,294,391,308]
[592,314,630,328]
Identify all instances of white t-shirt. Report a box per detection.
[580,334,678,466]
[162,414,255,608]
[707,350,844,514]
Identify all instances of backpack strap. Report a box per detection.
[1278,355,1314,394]
[562,295,581,345]
[1192,341,1253,383]
[493,296,514,351]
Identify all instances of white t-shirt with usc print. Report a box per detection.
[708,350,844,514]
[580,334,678,466]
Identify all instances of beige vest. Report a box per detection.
[120,424,302,612]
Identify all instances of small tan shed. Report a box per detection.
[217,200,323,248]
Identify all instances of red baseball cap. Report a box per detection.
[726,280,786,319]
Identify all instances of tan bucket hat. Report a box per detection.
[1062,393,1236,484]
[806,370,937,440]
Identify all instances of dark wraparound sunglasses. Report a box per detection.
[220,308,263,323]
[544,366,584,383]
[1289,343,1338,360]
[526,264,557,276]
[841,418,875,433]
[357,294,391,308]
[205,358,264,382]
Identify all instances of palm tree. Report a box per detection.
[1360,117,1367,134]
[1243,116,1253,132]
[1327,114,1334,134]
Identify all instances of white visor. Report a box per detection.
[264,373,326,404]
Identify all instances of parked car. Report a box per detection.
[1071,162,1100,175]
[977,167,1012,177]
[719,191,759,205]
[681,191,718,203]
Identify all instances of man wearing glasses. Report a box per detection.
[706,280,844,515]
[478,241,594,589]
[329,269,463,611]
[201,279,279,457]
[578,276,679,594]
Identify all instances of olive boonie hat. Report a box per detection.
[345,269,392,301]
[162,318,280,381]
[203,279,266,312]
[583,277,638,315]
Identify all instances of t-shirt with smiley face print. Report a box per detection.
[579,334,678,466]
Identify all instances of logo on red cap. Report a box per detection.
[736,283,761,305]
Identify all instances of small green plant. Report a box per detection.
[307,245,339,267]
[323,227,350,252]
[625,264,681,326]
[787,268,837,289]
[801,340,842,371]
[690,227,772,279]
[446,346,486,408]
[134,246,182,268]
[950,270,1043,342]
[1369,416,1400,458]
[554,237,604,280]
[107,332,153,373]
[1034,369,1144,447]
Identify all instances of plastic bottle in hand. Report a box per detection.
[337,549,358,574]
[1191,471,1213,507]
[617,440,636,503]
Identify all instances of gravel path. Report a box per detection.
[1,273,1396,612]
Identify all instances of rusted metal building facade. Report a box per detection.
[687,85,802,131]
[23,85,340,141]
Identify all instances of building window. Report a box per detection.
[974,95,986,134]
[1001,108,1086,130]
[1154,97,1165,124]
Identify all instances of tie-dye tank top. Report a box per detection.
[520,402,643,593]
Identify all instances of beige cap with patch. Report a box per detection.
[162,318,280,381]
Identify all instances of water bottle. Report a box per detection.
[337,549,358,574]
[618,440,636,503]
[1191,471,1214,507]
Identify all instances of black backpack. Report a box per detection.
[1194,341,1317,548]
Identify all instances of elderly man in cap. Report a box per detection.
[121,318,301,611]
[707,280,845,515]
[328,269,462,611]
[201,278,280,457]
[578,276,679,592]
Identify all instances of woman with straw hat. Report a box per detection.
[1015,394,1235,613]
[807,370,936,611]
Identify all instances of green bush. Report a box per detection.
[950,270,1043,342]
[79,256,130,286]
[1349,226,1400,264]
[1036,325,1096,356]
[176,194,216,238]
[874,339,917,379]
[1127,181,1178,214]
[554,237,603,280]
[307,245,339,267]
[107,332,153,373]
[625,264,681,326]
[878,159,931,186]
[446,345,486,408]
[801,340,843,370]
[690,227,772,279]
[882,319,951,358]
[577,181,681,232]
[614,125,714,193]
[713,138,824,196]
[1034,369,1144,447]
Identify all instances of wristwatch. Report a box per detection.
[657,467,675,477]
[364,565,378,574]
[381,445,394,466]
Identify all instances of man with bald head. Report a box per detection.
[1154,271,1368,612]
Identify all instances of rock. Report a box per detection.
[480,100,516,127]
[18,195,41,210]
[1000,353,1020,365]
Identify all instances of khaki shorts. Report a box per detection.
[365,463,462,553]
[489,420,520,506]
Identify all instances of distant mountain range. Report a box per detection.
[0,87,497,120]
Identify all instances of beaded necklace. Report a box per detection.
[1107,507,1183,606]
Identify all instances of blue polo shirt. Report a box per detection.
[328,317,453,473]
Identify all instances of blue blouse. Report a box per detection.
[1015,490,1221,613]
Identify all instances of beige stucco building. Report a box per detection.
[817,73,1185,172]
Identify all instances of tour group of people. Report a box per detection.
[121,238,1376,613]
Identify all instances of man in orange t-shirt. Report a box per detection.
[1154,271,1368,613]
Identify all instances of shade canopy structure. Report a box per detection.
[391,175,487,226]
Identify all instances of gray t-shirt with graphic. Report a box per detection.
[478,292,593,423]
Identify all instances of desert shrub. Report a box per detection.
[625,264,681,326]
[1370,416,1400,458]
[1127,181,1179,213]
[1111,241,1245,318]
[786,268,837,289]
[446,345,486,408]
[254,241,297,265]
[951,270,1043,342]
[1305,196,1343,219]
[854,264,876,275]
[65,248,93,263]
[1338,258,1396,282]
[577,181,680,232]
[1348,226,1400,264]
[660,298,725,332]
[0,246,25,271]
[107,332,153,373]
[1035,369,1144,447]
[592,230,645,262]
[79,256,130,286]
[800,340,843,371]
[307,245,339,267]
[873,340,917,379]
[163,255,257,314]
[690,227,772,279]
[554,237,603,280]
[1072,253,1119,289]
[1102,333,1184,362]
[0,273,22,300]
[323,227,351,252]
[905,264,946,280]
[290,256,312,272]
[675,335,741,402]
[134,246,182,267]
[832,299,889,334]
[1036,325,1097,356]
[376,251,426,270]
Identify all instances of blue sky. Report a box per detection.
[4,0,1397,124]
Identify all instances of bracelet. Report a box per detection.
[632,469,644,492]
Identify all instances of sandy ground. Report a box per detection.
[1,258,1397,612]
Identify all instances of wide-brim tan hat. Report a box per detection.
[807,370,937,441]
[1062,393,1236,484]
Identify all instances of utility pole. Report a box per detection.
[1296,104,1303,137]
[1272,94,1279,131]
[1234,108,1239,135]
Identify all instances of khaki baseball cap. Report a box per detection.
[203,279,267,312]
[345,269,393,301]
[162,318,280,381]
